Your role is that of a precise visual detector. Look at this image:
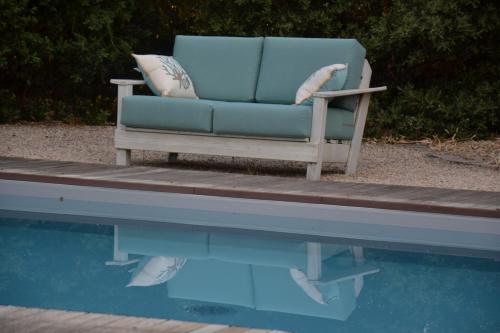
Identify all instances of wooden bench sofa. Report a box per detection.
[111,36,386,180]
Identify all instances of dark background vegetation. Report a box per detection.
[1,0,498,139]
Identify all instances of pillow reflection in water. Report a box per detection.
[127,256,187,287]
[290,268,340,305]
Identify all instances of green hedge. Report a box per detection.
[1,0,498,139]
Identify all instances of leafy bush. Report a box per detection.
[0,0,150,123]
[0,0,498,139]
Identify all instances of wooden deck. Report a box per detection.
[0,156,498,218]
[0,305,286,333]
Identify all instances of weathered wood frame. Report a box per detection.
[111,60,386,180]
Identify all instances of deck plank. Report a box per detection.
[0,156,499,218]
[0,306,281,333]
[0,305,24,316]
[215,328,249,333]
[189,325,230,333]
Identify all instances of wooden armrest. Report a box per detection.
[312,86,387,98]
[315,264,380,284]
[110,79,146,86]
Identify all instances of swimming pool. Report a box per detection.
[1,214,499,332]
[1,173,500,332]
[2,179,500,258]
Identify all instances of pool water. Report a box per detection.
[0,216,499,333]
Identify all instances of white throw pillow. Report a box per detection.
[127,256,186,287]
[290,268,326,304]
[132,54,198,99]
[295,64,348,104]
[290,268,340,305]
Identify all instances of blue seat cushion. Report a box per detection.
[209,233,350,269]
[213,101,355,140]
[122,95,354,140]
[166,260,255,308]
[209,232,308,269]
[256,37,366,111]
[173,36,264,102]
[325,107,355,140]
[121,95,213,133]
[213,101,312,139]
[118,225,209,259]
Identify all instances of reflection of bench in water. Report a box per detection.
[109,225,379,321]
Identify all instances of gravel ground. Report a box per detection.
[1,123,499,192]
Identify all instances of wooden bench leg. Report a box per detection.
[345,94,368,175]
[351,246,364,264]
[346,61,373,175]
[306,163,322,181]
[105,225,139,266]
[167,152,178,162]
[116,149,131,166]
[306,242,322,280]
[306,97,328,181]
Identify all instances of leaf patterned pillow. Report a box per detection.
[127,256,187,287]
[132,54,198,99]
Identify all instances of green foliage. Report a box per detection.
[0,0,498,138]
[361,0,500,138]
[0,0,152,123]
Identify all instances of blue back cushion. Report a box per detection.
[173,35,264,102]
[256,37,366,111]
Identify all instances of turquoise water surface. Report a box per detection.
[0,216,499,332]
